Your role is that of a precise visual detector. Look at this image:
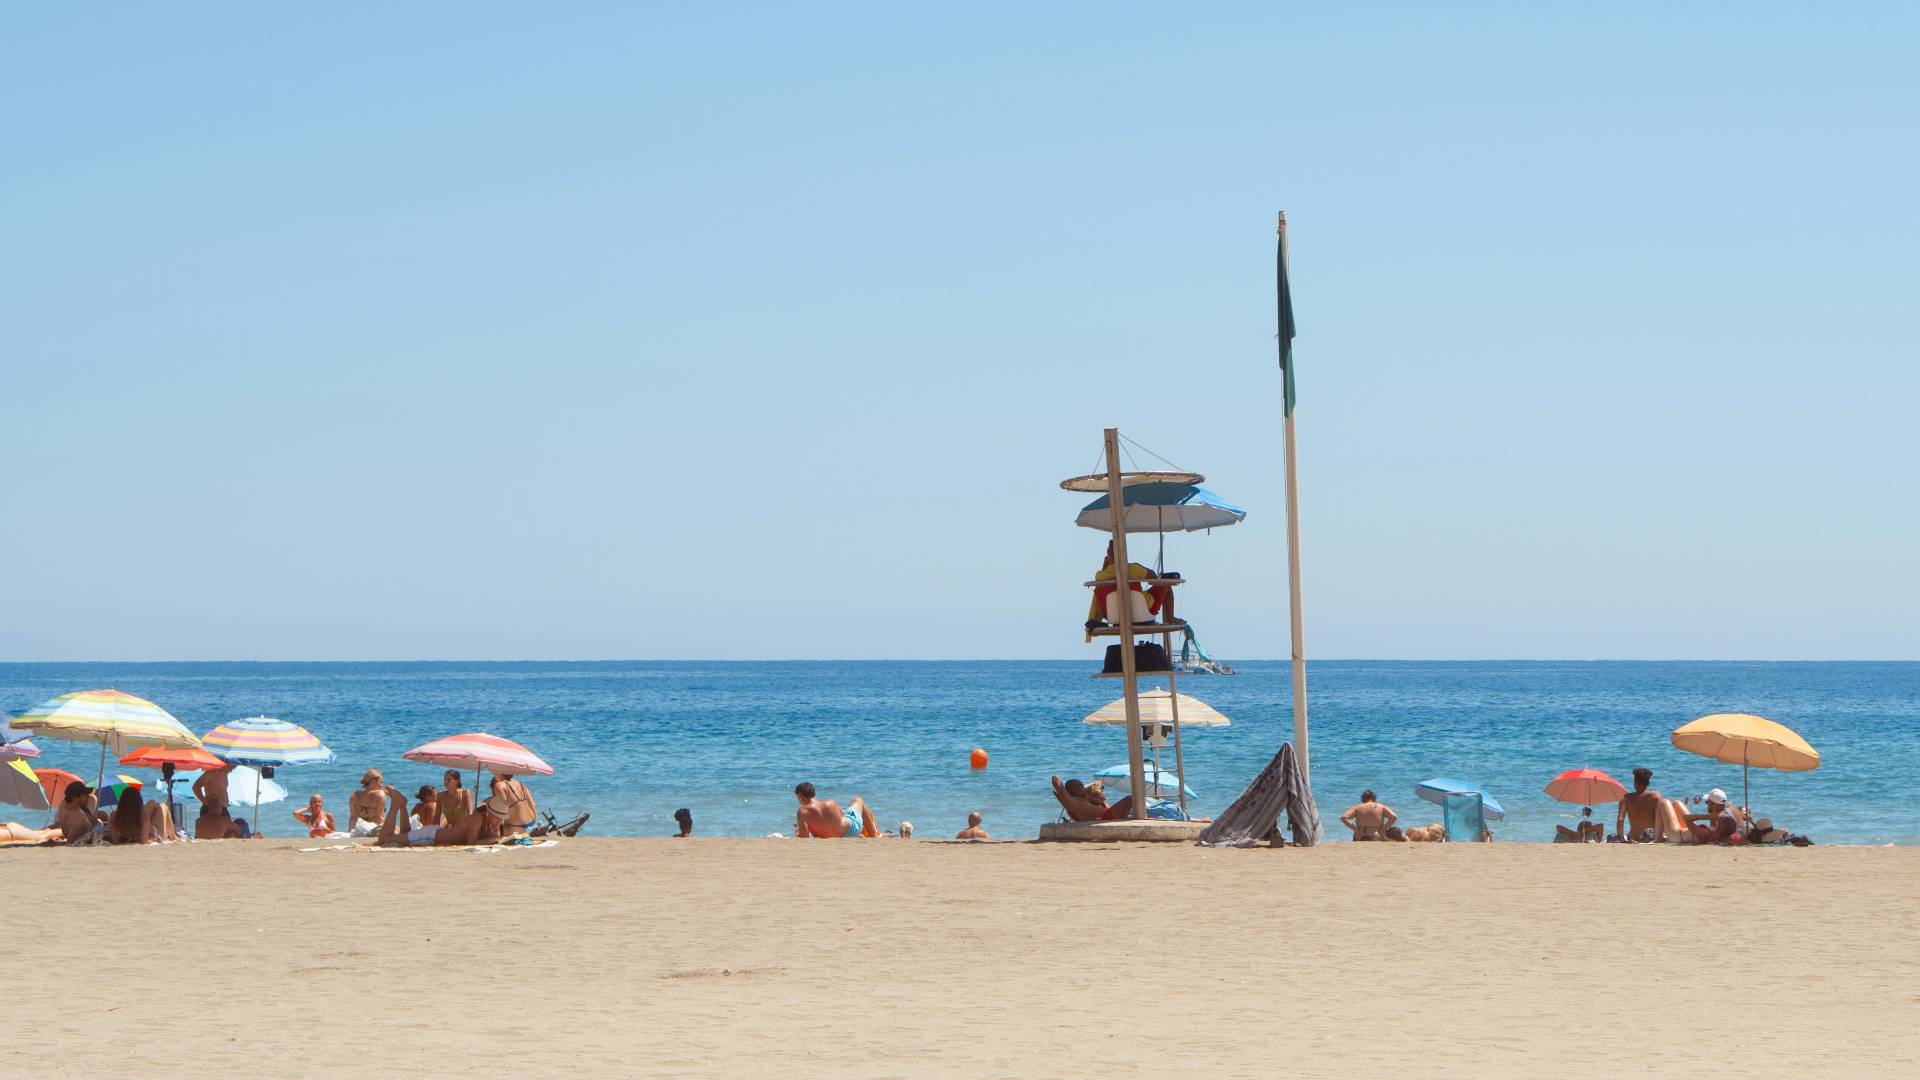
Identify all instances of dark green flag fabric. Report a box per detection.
[1277,233,1297,416]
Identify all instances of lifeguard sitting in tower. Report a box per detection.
[1086,541,1176,629]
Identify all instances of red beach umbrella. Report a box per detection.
[1544,768,1626,807]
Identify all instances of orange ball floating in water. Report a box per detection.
[969,747,989,770]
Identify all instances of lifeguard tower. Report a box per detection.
[1039,427,1242,842]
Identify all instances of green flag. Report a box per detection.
[1277,230,1297,416]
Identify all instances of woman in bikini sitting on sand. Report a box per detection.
[107,789,182,844]
[375,784,502,847]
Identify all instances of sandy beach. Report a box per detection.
[6,839,1917,1079]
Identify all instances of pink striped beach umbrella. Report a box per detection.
[402,732,553,796]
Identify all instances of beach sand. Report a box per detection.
[8,839,1918,1078]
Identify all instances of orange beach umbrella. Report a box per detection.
[119,747,229,772]
[34,768,81,810]
[1671,713,1819,809]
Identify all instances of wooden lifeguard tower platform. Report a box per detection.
[1039,427,1219,842]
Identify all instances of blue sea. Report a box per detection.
[3,661,1915,844]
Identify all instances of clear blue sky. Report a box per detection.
[3,5,1915,661]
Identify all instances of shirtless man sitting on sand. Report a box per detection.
[793,782,880,838]
[955,811,991,840]
[57,783,103,841]
[375,785,502,847]
[1340,790,1397,841]
[1050,776,1136,822]
[1613,767,1666,842]
[195,803,246,840]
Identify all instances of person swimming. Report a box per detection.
[955,811,990,840]
[673,808,693,837]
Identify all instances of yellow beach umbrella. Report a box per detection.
[1671,712,1819,810]
[12,689,202,789]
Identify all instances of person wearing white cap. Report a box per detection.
[1677,788,1746,844]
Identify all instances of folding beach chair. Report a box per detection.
[1442,793,1487,843]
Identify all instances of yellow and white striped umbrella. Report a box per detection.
[1083,689,1232,728]
[13,689,202,756]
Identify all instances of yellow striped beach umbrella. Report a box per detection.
[13,689,202,787]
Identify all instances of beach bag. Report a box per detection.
[1102,642,1172,674]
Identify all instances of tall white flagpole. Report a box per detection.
[1278,210,1309,780]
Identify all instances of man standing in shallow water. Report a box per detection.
[1614,768,1666,842]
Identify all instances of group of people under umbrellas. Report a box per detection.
[318,762,542,847]
[3,690,559,848]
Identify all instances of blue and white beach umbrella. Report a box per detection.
[1075,483,1247,534]
[1413,777,1506,821]
[169,765,288,812]
[1094,763,1198,800]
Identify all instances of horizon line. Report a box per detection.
[1,657,1915,665]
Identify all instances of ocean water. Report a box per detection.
[2,660,1915,845]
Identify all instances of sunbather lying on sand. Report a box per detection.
[1050,776,1136,822]
[375,785,501,847]
[793,782,879,838]
[0,822,67,843]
